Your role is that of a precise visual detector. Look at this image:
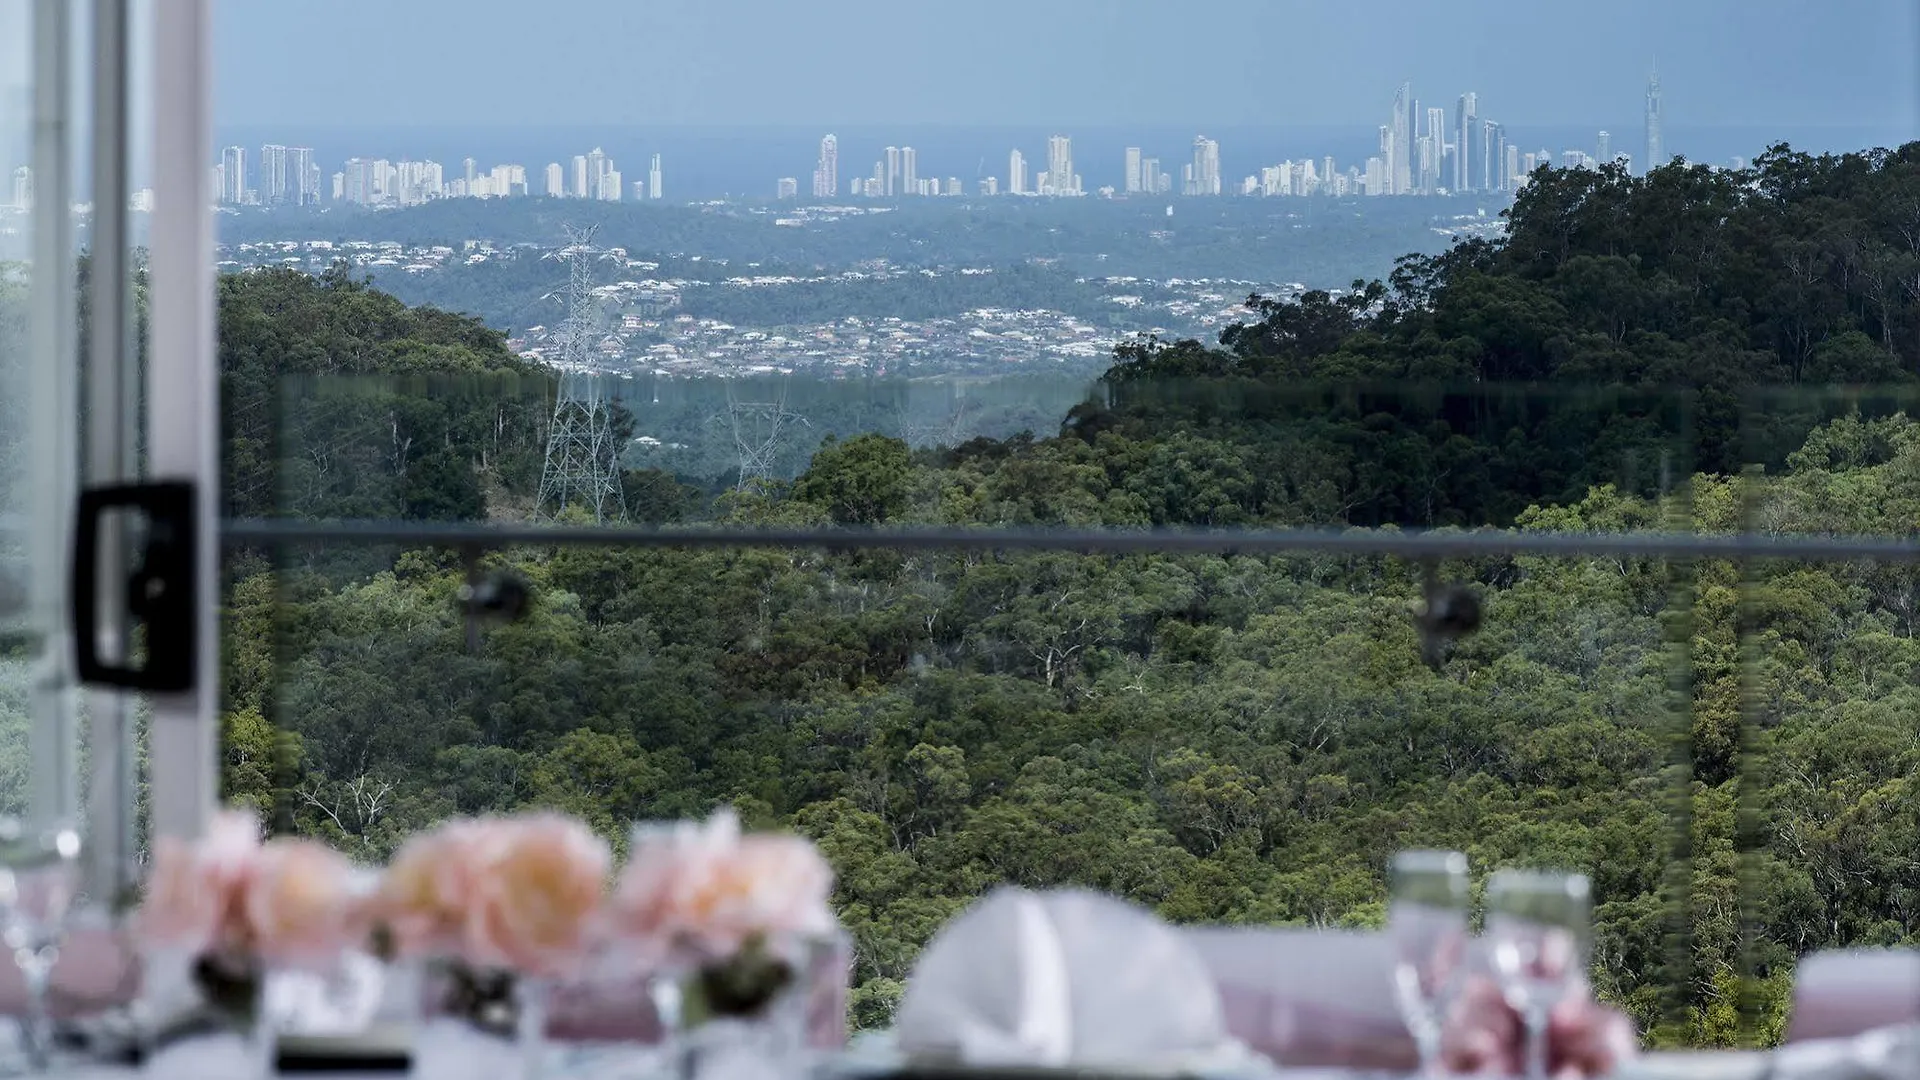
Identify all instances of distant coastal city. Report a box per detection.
[3,71,1703,216]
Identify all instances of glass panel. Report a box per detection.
[0,0,34,821]
[239,373,1693,1036]
[1735,385,1920,1046]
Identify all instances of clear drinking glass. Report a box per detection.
[0,818,82,1073]
[1387,850,1470,1073]
[1484,869,1591,1080]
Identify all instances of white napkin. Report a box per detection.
[893,887,1250,1070]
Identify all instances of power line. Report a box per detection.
[535,225,627,523]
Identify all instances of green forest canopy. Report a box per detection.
[140,141,1920,1045]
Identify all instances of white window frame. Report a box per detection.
[143,0,218,846]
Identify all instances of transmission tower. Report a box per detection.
[723,378,808,490]
[536,225,627,522]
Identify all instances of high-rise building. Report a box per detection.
[980,176,998,196]
[1504,143,1520,190]
[1455,93,1478,191]
[1124,146,1142,193]
[1188,136,1220,195]
[342,158,373,205]
[287,147,316,205]
[545,163,564,197]
[649,153,662,200]
[1424,106,1447,192]
[945,177,962,196]
[1047,136,1074,196]
[1389,83,1412,195]
[1008,149,1027,195]
[220,146,246,204]
[1140,157,1160,195]
[884,146,900,196]
[586,148,608,199]
[572,155,589,199]
[776,177,798,199]
[814,135,837,198]
[901,147,918,195]
[1644,62,1663,175]
[605,168,622,201]
[9,166,30,211]
[258,144,289,204]
[1597,130,1613,164]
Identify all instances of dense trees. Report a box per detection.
[0,141,1901,1048]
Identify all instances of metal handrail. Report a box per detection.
[216,518,1920,563]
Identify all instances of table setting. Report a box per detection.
[0,809,1901,1079]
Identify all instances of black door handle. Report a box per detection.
[71,481,198,692]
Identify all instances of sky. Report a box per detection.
[214,0,1920,133]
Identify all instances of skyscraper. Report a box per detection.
[1598,130,1613,164]
[1047,136,1074,196]
[1390,83,1412,195]
[1124,147,1142,193]
[289,147,316,205]
[1424,107,1447,192]
[649,154,663,200]
[776,177,798,199]
[1189,136,1220,195]
[220,146,246,204]
[814,135,837,198]
[1455,93,1477,192]
[884,146,900,196]
[1644,62,1663,175]
[258,144,288,204]
[464,158,477,189]
[545,163,564,197]
[586,148,608,199]
[1008,149,1027,195]
[902,147,918,194]
[572,155,588,199]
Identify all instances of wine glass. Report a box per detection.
[1484,869,1591,1080]
[0,818,82,1073]
[1387,850,1470,1073]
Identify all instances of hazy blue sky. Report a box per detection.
[216,0,1918,132]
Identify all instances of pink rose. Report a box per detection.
[1441,975,1638,1077]
[245,838,362,967]
[376,818,510,958]
[608,809,836,963]
[137,809,262,955]
[461,814,610,978]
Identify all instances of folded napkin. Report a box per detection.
[1182,926,1415,1069]
[892,887,1250,1070]
[1616,1025,1920,1080]
[1787,951,1920,1043]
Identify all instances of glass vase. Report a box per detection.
[660,935,829,1080]
[412,959,547,1080]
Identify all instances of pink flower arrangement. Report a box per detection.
[374,812,611,979]
[606,808,836,964]
[1440,975,1638,1077]
[138,808,364,968]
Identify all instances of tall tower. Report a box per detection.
[1008,149,1026,195]
[649,153,663,200]
[1597,130,1612,164]
[1644,61,1663,175]
[536,226,626,523]
[814,135,837,198]
[1390,82,1412,195]
[902,147,918,194]
[1455,93,1477,191]
[1124,147,1142,193]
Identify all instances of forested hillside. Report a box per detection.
[202,140,1920,1046]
